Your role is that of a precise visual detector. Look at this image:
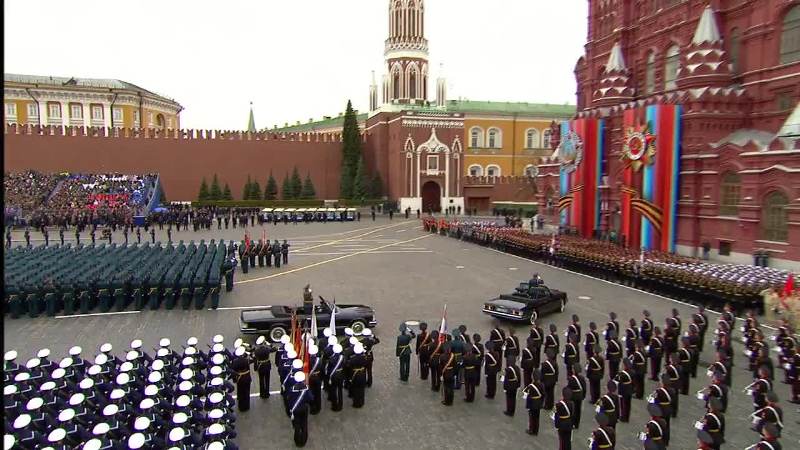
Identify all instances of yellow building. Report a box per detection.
[3,73,182,129]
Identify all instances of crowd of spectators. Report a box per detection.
[4,171,158,228]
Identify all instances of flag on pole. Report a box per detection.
[549,233,556,255]
[329,298,336,336]
[783,274,795,298]
[438,304,448,343]
[244,231,251,253]
[289,311,297,348]
[310,304,318,341]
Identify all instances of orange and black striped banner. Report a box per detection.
[558,195,573,211]
[630,198,663,233]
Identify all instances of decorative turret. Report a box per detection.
[436,63,447,107]
[369,71,378,112]
[383,0,429,104]
[676,6,733,90]
[247,102,256,133]
[592,42,635,107]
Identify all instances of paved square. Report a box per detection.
[5,218,798,449]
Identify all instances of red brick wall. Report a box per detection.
[3,125,343,201]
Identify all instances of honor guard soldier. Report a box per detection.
[348,343,368,408]
[663,354,681,417]
[463,348,480,402]
[252,336,272,399]
[528,322,544,369]
[605,330,622,379]
[415,322,430,380]
[749,366,773,412]
[567,314,582,344]
[631,341,648,399]
[231,347,251,412]
[585,322,600,360]
[260,240,271,268]
[281,240,290,265]
[564,334,580,376]
[396,325,414,382]
[307,346,323,415]
[615,359,634,423]
[698,397,725,450]
[678,337,694,394]
[471,333,484,386]
[597,381,620,430]
[255,240,264,268]
[428,332,443,392]
[589,413,615,450]
[753,391,783,435]
[237,242,249,274]
[440,344,456,406]
[554,387,575,450]
[648,327,665,381]
[288,371,312,447]
[484,341,501,399]
[545,324,561,358]
[521,343,536,387]
[271,240,281,268]
[489,325,506,367]
[786,346,800,404]
[541,349,559,410]
[248,241,256,268]
[587,344,605,404]
[567,363,586,428]
[751,422,783,450]
[641,404,667,450]
[504,328,520,364]
[640,310,654,347]
[624,319,640,358]
[693,306,709,353]
[605,312,619,342]
[327,344,345,412]
[503,357,521,416]
[650,374,674,446]
[523,369,545,435]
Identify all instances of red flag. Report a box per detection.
[244,231,251,252]
[783,274,795,298]
[438,304,448,343]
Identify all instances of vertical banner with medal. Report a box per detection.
[557,119,604,238]
[621,104,681,252]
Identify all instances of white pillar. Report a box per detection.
[38,100,48,126]
[416,151,421,197]
[104,103,112,128]
[444,151,450,198]
[60,102,69,127]
[408,155,413,197]
[82,102,91,128]
[456,155,461,196]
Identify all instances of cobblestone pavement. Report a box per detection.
[4,218,799,449]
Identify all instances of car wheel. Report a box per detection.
[559,299,566,313]
[269,326,287,343]
[529,310,538,324]
[351,320,366,335]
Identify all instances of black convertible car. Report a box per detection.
[239,297,377,342]
[482,282,567,323]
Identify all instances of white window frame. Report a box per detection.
[27,103,38,119]
[5,102,17,118]
[91,105,103,121]
[542,129,552,149]
[468,164,483,176]
[49,103,62,119]
[487,128,502,148]
[469,126,484,148]
[427,154,439,171]
[71,104,83,119]
[525,128,539,149]
[148,112,153,126]
[664,45,680,90]
[112,107,123,122]
[486,165,501,177]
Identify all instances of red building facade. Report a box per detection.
[558,0,800,268]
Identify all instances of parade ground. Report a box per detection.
[5,217,799,449]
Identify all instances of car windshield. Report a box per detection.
[319,298,339,313]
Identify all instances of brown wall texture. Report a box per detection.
[4,125,343,201]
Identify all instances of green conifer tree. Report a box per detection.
[265,172,278,200]
[281,173,292,200]
[223,183,233,200]
[198,177,209,201]
[301,173,316,199]
[290,167,303,199]
[243,175,253,200]
[369,172,383,199]
[251,179,262,201]
[209,174,222,200]
[353,156,367,201]
[340,100,361,199]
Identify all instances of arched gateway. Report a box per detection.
[421,181,441,212]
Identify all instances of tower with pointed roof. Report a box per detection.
[247,102,256,133]
[676,6,733,90]
[382,0,428,105]
[592,42,635,107]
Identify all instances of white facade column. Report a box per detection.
[415,151,421,197]
[60,102,69,127]
[38,100,48,126]
[456,154,461,196]
[104,103,112,128]
[408,155,413,197]
[82,102,91,128]
[444,151,450,198]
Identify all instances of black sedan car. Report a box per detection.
[239,297,377,342]
[482,282,567,324]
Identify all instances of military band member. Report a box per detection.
[564,334,580,377]
[567,363,586,429]
[252,337,271,399]
[642,404,667,450]
[440,344,456,406]
[693,306,709,353]
[648,327,665,382]
[587,344,605,404]
[597,380,620,430]
[471,333,484,387]
[484,341,501,399]
[640,310,654,347]
[504,328,520,364]
[521,343,535,387]
[523,369,545,435]
[231,347,251,412]
[541,349,559,410]
[545,324,560,360]
[289,371,311,447]
[326,344,345,412]
[396,326,414,382]
[348,343,368,408]
[753,391,784,435]
[651,374,674,446]
[362,329,378,387]
[528,322,544,368]
[606,330,622,380]
[616,359,634,423]
[490,325,506,368]
[697,397,725,450]
[589,412,615,450]
[503,358,521,416]
[554,387,575,450]
[585,322,600,360]
[623,319,640,358]
[415,322,430,380]
[605,312,619,342]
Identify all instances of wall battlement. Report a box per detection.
[2,123,368,143]
[463,175,536,185]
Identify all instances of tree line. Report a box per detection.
[340,100,383,200]
[197,168,316,201]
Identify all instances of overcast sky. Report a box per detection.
[4,0,588,131]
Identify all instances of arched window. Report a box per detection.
[762,191,789,242]
[156,114,165,130]
[664,45,680,90]
[729,28,741,74]
[409,71,417,99]
[781,5,800,64]
[645,51,656,94]
[393,72,400,100]
[487,128,502,148]
[469,127,484,148]
[468,164,483,176]
[524,164,537,177]
[525,129,539,149]
[718,172,741,216]
[486,165,501,177]
[542,129,553,149]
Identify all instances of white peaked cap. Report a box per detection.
[354,343,365,354]
[294,371,306,383]
[280,335,290,345]
[333,344,343,354]
[130,339,143,349]
[234,347,245,357]
[323,328,332,337]
[159,338,171,348]
[309,345,319,355]
[256,336,266,345]
[187,337,198,346]
[327,336,338,346]
[363,329,373,336]
[287,350,297,359]
[349,337,358,346]
[292,359,303,369]
[344,328,353,336]
[212,335,224,344]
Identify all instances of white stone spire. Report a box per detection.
[692,6,721,45]
[436,63,447,107]
[605,42,626,72]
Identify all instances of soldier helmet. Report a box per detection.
[647,403,663,417]
[292,359,303,370]
[333,344,343,354]
[294,371,306,383]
